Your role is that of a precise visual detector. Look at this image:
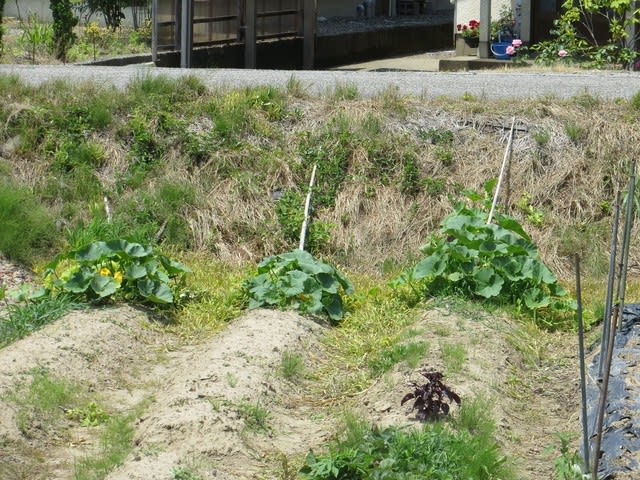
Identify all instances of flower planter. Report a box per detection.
[490,41,512,60]
[455,34,479,56]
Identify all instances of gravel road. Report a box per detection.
[2,64,640,100]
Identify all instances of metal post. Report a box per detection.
[616,161,636,331]
[575,255,590,474]
[599,191,621,378]
[303,0,316,69]
[151,0,158,64]
[245,0,256,68]
[180,0,192,68]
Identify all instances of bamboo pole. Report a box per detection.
[575,255,590,474]
[599,191,621,378]
[487,117,515,224]
[592,305,619,479]
[299,163,317,251]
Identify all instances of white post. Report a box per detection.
[479,0,491,59]
[488,117,516,224]
[299,164,318,251]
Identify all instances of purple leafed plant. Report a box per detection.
[401,370,461,421]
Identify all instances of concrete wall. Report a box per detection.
[319,0,452,18]
[93,22,452,69]
[316,22,451,67]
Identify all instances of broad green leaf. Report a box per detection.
[75,241,108,262]
[495,216,531,241]
[523,287,551,309]
[90,275,118,298]
[125,242,153,258]
[248,297,263,309]
[282,270,309,296]
[159,256,192,274]
[316,272,338,293]
[447,272,463,282]
[413,254,447,280]
[125,264,147,280]
[549,282,568,297]
[137,279,173,304]
[322,294,344,321]
[440,214,483,234]
[144,260,159,276]
[63,269,94,293]
[473,267,504,298]
[493,257,524,281]
[105,239,129,253]
[335,270,355,294]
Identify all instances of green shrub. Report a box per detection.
[244,249,354,322]
[393,182,574,317]
[50,0,78,62]
[0,0,6,54]
[44,239,191,305]
[0,181,58,265]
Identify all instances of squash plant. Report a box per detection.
[394,184,574,314]
[244,249,354,322]
[43,239,191,305]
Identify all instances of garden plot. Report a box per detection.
[0,301,581,479]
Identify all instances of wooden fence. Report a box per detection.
[153,0,312,68]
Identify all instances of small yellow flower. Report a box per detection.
[99,267,111,276]
[114,271,123,283]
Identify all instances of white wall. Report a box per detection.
[454,0,529,42]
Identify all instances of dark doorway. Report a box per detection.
[531,0,562,43]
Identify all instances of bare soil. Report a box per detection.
[0,279,581,479]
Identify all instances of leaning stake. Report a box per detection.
[616,161,636,330]
[575,255,590,474]
[299,163,318,251]
[487,117,516,224]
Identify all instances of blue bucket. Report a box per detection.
[490,41,512,60]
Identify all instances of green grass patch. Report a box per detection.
[73,403,147,480]
[301,396,514,479]
[6,368,84,435]
[0,180,58,265]
[315,277,418,399]
[368,341,429,376]
[440,342,466,375]
[169,255,247,340]
[0,294,85,348]
[279,350,305,381]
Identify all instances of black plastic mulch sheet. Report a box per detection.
[585,303,640,479]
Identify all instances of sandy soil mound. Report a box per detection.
[0,300,582,480]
